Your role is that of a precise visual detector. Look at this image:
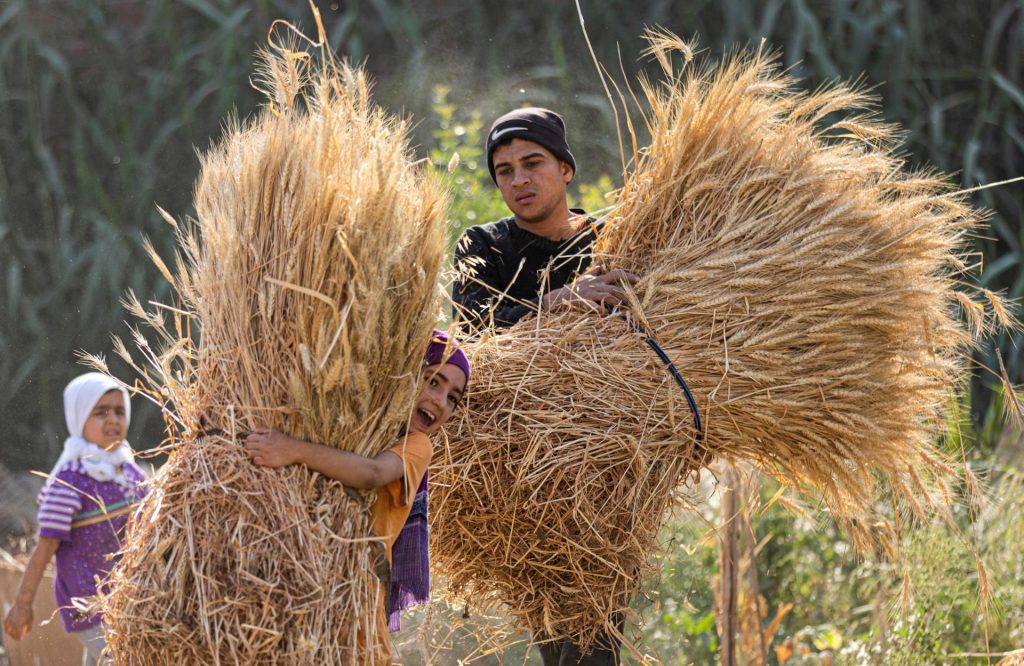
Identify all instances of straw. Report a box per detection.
[98,14,448,664]
[431,34,1013,652]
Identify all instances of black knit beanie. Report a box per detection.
[485,107,577,184]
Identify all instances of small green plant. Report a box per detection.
[429,85,510,246]
[628,507,719,664]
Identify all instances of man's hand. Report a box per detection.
[541,268,640,314]
[244,428,304,468]
[4,600,33,640]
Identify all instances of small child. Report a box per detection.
[243,329,470,632]
[3,372,148,665]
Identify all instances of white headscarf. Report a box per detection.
[45,372,135,489]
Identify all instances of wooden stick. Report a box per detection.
[718,465,739,666]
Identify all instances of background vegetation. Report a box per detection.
[1,0,1021,663]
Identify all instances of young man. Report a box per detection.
[452,107,634,664]
[452,107,636,331]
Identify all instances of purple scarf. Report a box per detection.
[387,470,430,631]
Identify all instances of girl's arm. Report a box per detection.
[3,536,60,640]
[244,428,405,489]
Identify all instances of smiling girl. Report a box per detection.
[3,372,148,665]
[243,329,470,633]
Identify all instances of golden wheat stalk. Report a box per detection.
[100,16,448,664]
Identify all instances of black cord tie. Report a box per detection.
[621,315,704,442]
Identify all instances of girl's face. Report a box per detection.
[410,363,467,436]
[81,389,128,451]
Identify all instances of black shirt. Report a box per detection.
[452,210,599,330]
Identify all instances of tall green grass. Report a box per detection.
[0,0,298,467]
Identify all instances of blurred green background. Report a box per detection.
[1,1,1022,663]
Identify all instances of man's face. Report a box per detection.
[492,138,573,225]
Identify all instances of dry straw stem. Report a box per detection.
[103,440,385,665]
[432,33,1014,652]
[101,14,449,664]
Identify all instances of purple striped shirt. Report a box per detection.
[37,462,147,632]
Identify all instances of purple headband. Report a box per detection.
[425,329,470,388]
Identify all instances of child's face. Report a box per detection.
[81,389,128,451]
[410,363,467,436]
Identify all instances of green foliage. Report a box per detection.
[884,528,977,665]
[630,411,1024,664]
[982,469,1024,646]
[428,85,508,244]
[573,174,618,219]
[634,512,720,664]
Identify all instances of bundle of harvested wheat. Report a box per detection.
[431,34,1012,652]
[101,441,385,664]
[97,18,448,665]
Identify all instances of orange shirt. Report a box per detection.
[369,431,432,564]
